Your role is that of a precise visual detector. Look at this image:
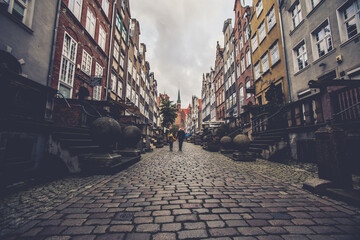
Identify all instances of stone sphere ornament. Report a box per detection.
[91,117,122,148]
[220,136,232,149]
[233,134,251,152]
[122,125,142,148]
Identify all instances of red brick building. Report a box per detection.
[215,42,225,121]
[234,0,254,115]
[51,0,113,101]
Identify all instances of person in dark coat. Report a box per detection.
[168,134,176,151]
[177,128,185,151]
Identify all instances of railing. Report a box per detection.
[330,86,360,122]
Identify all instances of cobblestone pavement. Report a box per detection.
[1,143,360,239]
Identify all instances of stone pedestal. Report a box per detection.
[315,125,352,189]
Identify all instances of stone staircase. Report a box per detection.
[248,129,289,160]
[49,127,139,174]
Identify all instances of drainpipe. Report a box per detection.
[106,0,117,100]
[46,0,61,87]
[277,0,292,103]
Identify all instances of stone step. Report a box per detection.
[248,147,263,153]
[59,139,94,147]
[68,145,101,155]
[249,143,269,149]
[251,139,276,145]
[52,132,91,140]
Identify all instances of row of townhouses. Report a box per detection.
[0,0,164,178]
[1,0,161,128]
[200,0,360,162]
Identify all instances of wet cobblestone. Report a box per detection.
[1,143,360,239]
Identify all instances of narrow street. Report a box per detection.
[1,143,360,240]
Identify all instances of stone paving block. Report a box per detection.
[184,221,206,229]
[225,219,248,227]
[284,226,315,234]
[237,226,266,236]
[43,236,71,240]
[178,229,208,239]
[109,224,134,232]
[175,214,198,222]
[199,214,220,221]
[209,227,239,237]
[21,227,43,237]
[62,226,95,235]
[84,218,111,225]
[60,219,86,226]
[92,225,108,234]
[135,223,160,232]
[39,226,67,236]
[133,217,153,224]
[72,235,96,240]
[153,232,177,240]
[96,233,125,240]
[161,222,182,231]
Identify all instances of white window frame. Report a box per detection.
[337,0,360,42]
[81,50,92,75]
[258,21,266,43]
[293,40,308,72]
[261,52,269,73]
[239,86,244,113]
[98,25,106,51]
[110,73,116,92]
[122,25,127,42]
[117,80,123,97]
[291,2,303,29]
[270,42,280,66]
[246,50,251,68]
[256,0,263,18]
[59,32,78,98]
[254,61,261,80]
[267,5,276,32]
[86,8,96,38]
[246,81,251,99]
[93,63,103,101]
[102,0,109,17]
[68,0,82,21]
[239,35,244,50]
[120,51,125,69]
[311,19,333,59]
[241,58,245,73]
[113,41,120,62]
[251,33,258,52]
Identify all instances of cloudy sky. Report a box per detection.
[130,0,253,108]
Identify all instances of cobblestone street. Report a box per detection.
[1,142,360,240]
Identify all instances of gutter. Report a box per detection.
[106,0,117,100]
[46,0,61,87]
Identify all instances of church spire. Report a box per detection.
[177,89,181,103]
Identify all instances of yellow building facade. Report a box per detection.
[250,0,289,104]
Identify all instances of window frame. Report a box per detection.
[98,25,106,51]
[311,19,333,59]
[291,1,303,29]
[293,40,308,72]
[251,33,258,53]
[256,0,263,18]
[101,0,109,17]
[81,49,92,76]
[254,61,261,80]
[261,52,269,73]
[337,0,360,42]
[270,41,280,66]
[267,5,276,32]
[258,20,266,43]
[86,8,96,38]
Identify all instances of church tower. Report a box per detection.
[177,89,181,110]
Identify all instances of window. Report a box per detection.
[241,58,245,73]
[81,50,92,75]
[267,6,276,31]
[59,33,77,98]
[120,52,125,69]
[121,0,125,10]
[256,0,263,18]
[261,52,269,73]
[126,83,131,99]
[251,33,258,52]
[128,59,132,74]
[291,2,302,29]
[93,63,103,101]
[246,81,251,99]
[254,62,261,80]
[116,12,121,32]
[338,0,360,41]
[237,64,240,77]
[86,8,96,38]
[246,50,251,68]
[113,41,120,61]
[239,35,243,50]
[244,25,250,42]
[312,20,332,58]
[270,42,280,65]
[98,26,106,51]
[310,0,321,9]
[122,25,127,42]
[117,80,123,97]
[111,73,116,92]
[239,86,244,113]
[294,41,308,71]
[102,0,109,16]
[68,0,82,20]
[258,21,266,43]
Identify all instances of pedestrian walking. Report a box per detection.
[177,128,185,151]
[168,133,176,151]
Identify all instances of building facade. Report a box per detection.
[223,19,238,119]
[234,0,255,114]
[215,42,225,121]
[108,0,130,102]
[251,0,289,105]
[51,0,114,101]
[0,0,59,86]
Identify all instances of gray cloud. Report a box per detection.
[130,0,236,107]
